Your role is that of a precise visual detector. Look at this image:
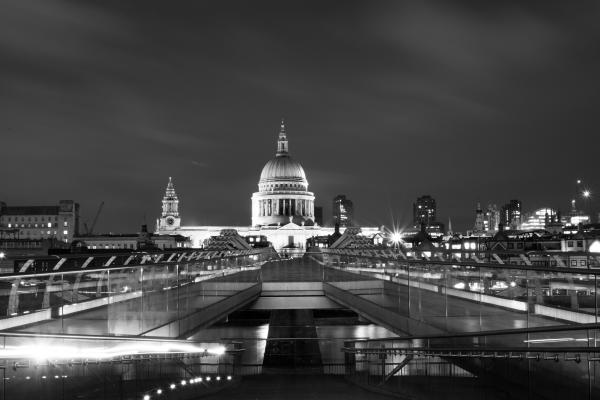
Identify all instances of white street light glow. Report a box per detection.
[390,232,402,243]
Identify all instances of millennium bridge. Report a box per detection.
[0,242,598,399]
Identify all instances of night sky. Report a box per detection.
[1,0,599,233]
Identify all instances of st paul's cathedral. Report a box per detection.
[155,120,380,255]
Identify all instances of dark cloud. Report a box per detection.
[1,0,599,232]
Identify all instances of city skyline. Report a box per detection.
[1,3,599,398]
[1,0,599,232]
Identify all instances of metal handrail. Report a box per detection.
[0,262,263,280]
[0,248,277,278]
[343,346,600,354]
[342,323,600,342]
[316,251,600,275]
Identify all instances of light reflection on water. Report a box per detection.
[316,324,397,364]
[189,323,397,366]
[189,323,269,365]
[316,324,397,340]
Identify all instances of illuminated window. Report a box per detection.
[63,230,68,235]
[7,224,11,228]
[47,222,51,228]
[64,221,68,227]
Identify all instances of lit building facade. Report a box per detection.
[155,120,380,255]
[521,207,557,231]
[473,203,485,233]
[564,199,590,226]
[0,200,79,243]
[332,195,353,227]
[74,229,190,250]
[484,204,500,233]
[501,199,522,229]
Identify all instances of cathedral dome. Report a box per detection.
[251,119,315,227]
[259,155,308,187]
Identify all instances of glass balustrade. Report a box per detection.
[318,251,600,335]
[0,250,277,337]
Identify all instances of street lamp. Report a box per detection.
[390,231,402,252]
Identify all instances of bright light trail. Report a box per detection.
[0,342,226,361]
[523,337,588,343]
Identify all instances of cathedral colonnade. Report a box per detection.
[253,196,314,218]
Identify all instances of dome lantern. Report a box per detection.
[276,118,289,156]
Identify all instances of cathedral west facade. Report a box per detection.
[156,120,379,254]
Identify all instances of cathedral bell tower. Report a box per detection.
[157,177,181,231]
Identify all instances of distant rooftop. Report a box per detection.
[0,206,61,215]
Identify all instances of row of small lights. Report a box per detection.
[45,375,68,379]
[5,375,70,380]
[142,375,232,400]
[8,374,231,384]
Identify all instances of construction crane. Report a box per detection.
[83,201,104,236]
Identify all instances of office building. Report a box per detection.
[332,195,354,227]
[501,199,522,229]
[413,195,436,226]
